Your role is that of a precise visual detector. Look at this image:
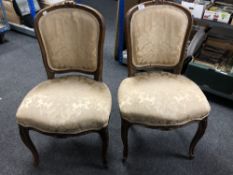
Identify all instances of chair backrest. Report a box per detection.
[35,2,105,81]
[126,0,192,76]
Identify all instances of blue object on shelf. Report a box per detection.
[117,0,125,63]
[0,0,10,33]
[27,0,36,19]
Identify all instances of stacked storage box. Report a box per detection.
[186,27,233,100]
[1,0,20,24]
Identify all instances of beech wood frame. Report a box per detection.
[121,0,209,161]
[18,2,109,167]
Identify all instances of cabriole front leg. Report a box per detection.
[18,125,39,166]
[189,117,208,159]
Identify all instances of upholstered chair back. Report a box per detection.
[126,1,192,74]
[35,3,105,80]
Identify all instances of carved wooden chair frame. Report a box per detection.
[121,0,208,161]
[18,2,109,167]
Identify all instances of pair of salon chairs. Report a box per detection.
[16,0,210,167]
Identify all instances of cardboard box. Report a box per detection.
[2,0,21,24]
[181,1,207,19]
[203,9,231,23]
[203,2,233,24]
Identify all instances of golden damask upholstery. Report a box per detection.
[16,76,112,134]
[38,8,100,72]
[120,2,209,160]
[130,5,189,68]
[118,72,210,126]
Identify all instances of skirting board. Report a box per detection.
[9,22,35,37]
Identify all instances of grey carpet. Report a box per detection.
[0,0,233,174]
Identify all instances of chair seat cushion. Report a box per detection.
[118,72,210,127]
[16,76,112,134]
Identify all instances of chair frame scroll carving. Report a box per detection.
[18,2,109,167]
[121,1,209,161]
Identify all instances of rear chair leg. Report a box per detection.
[19,125,39,166]
[99,127,109,166]
[189,118,208,159]
[121,119,131,162]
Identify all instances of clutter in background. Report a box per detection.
[182,0,233,24]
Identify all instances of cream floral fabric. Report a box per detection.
[38,8,100,72]
[16,76,112,134]
[118,72,210,126]
[130,5,189,68]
